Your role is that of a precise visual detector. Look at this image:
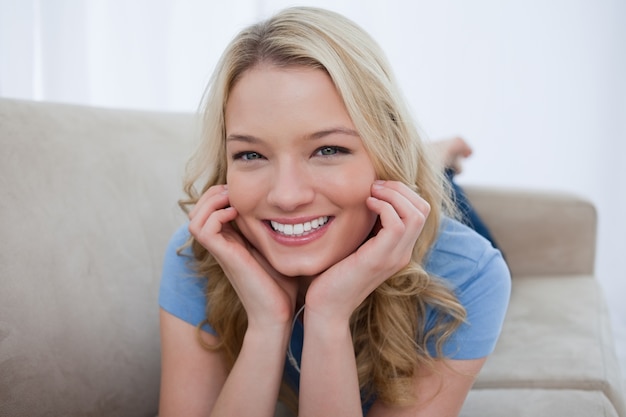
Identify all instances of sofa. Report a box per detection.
[0,98,623,417]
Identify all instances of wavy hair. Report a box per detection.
[180,6,466,410]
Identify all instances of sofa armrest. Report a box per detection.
[462,186,597,278]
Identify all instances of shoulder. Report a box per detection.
[159,223,215,334]
[425,217,511,359]
[425,216,508,291]
[161,223,195,279]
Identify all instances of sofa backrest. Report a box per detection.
[0,99,197,416]
[464,186,597,277]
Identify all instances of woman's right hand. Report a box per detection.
[188,184,298,330]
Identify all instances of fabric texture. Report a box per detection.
[474,275,626,415]
[0,99,195,417]
[461,388,619,417]
[461,186,597,277]
[446,168,500,251]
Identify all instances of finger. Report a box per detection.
[188,186,230,226]
[371,181,430,221]
[367,183,429,252]
[364,194,425,272]
[189,206,238,250]
[188,184,229,219]
[188,193,236,245]
[366,196,403,231]
[364,196,415,254]
[374,181,430,214]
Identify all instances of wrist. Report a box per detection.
[304,290,355,327]
[245,319,292,347]
[302,306,352,341]
[245,303,295,333]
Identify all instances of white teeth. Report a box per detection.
[270,216,329,236]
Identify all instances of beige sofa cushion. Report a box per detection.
[462,388,619,417]
[476,276,625,416]
[0,100,195,416]
[464,187,597,277]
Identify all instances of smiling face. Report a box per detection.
[224,65,378,277]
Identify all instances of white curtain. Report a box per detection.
[2,0,625,369]
[0,0,265,110]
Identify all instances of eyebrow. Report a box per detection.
[226,134,261,144]
[309,127,359,140]
[226,127,359,143]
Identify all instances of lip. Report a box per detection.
[264,216,333,246]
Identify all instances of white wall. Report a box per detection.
[1,0,624,367]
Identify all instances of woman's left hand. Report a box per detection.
[304,180,430,323]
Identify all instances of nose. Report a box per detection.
[266,158,315,211]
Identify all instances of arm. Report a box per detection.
[297,316,486,417]
[298,180,431,417]
[159,310,227,417]
[159,309,291,417]
[367,358,486,417]
[298,311,362,416]
[160,184,298,417]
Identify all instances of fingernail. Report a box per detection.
[373,180,385,188]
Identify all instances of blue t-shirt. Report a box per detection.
[159,217,511,412]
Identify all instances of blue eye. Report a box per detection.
[234,151,263,161]
[316,146,348,156]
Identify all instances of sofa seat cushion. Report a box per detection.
[475,276,625,415]
[461,388,618,417]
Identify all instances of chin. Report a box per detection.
[278,266,325,279]
[273,259,331,278]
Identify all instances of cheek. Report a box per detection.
[226,173,256,214]
[328,168,375,205]
[324,172,377,229]
[338,167,378,230]
[227,175,260,243]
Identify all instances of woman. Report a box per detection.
[159,7,510,417]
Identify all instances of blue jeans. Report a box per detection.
[446,169,500,252]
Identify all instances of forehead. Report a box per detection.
[228,64,337,107]
[225,65,356,137]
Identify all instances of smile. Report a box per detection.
[270,216,329,236]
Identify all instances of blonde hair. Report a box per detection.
[180,6,466,409]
